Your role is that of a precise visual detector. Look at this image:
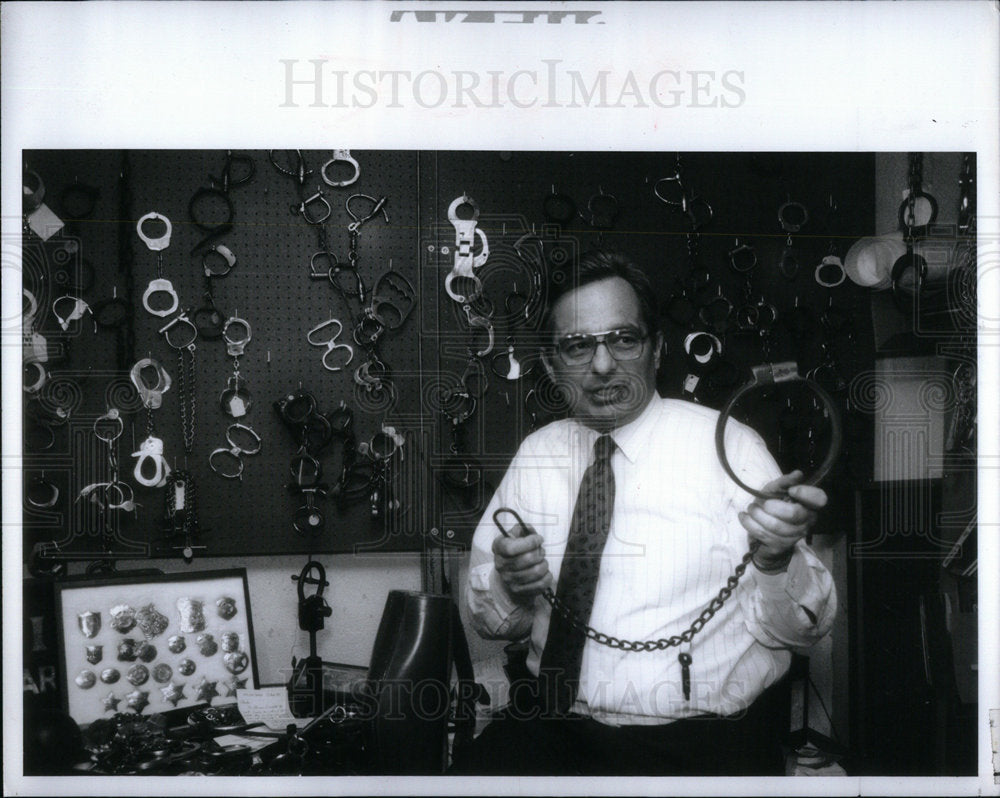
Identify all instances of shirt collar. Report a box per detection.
[570,394,662,464]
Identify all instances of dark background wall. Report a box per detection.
[22,150,876,560]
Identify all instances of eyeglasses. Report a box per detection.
[554,327,648,366]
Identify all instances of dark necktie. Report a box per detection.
[539,433,617,715]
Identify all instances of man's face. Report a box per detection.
[544,276,662,431]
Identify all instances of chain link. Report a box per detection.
[177,347,196,454]
[542,547,756,651]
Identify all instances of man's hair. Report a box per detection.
[541,249,659,339]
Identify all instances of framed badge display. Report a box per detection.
[55,569,258,726]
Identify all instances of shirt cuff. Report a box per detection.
[468,562,523,616]
[754,549,810,605]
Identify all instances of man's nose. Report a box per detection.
[590,341,617,374]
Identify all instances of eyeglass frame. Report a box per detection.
[550,326,650,366]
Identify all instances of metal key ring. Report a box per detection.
[130,358,172,409]
[136,211,172,251]
[321,149,361,187]
[94,408,124,443]
[714,362,842,500]
[203,244,237,277]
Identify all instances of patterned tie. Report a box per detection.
[539,433,617,715]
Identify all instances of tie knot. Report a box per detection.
[593,434,616,463]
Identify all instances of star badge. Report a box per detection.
[194,677,219,703]
[160,681,187,707]
[125,689,150,714]
[222,676,247,697]
[102,692,121,713]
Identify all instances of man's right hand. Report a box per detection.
[492,524,552,600]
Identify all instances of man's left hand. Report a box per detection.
[738,470,827,570]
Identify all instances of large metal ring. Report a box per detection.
[714,362,842,500]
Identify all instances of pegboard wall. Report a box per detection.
[22,150,879,564]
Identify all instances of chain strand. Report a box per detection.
[542,546,757,651]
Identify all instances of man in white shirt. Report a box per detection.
[456,250,836,775]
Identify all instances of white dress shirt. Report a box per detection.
[466,394,836,725]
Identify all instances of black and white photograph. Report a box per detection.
[4,2,998,795]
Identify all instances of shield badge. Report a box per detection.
[78,611,101,639]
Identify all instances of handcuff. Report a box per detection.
[321,149,361,187]
[777,201,809,280]
[137,211,180,317]
[219,314,254,418]
[189,150,255,254]
[209,423,262,481]
[129,359,172,487]
[581,187,620,230]
[714,362,842,500]
[445,194,490,303]
[22,288,49,394]
[26,473,61,509]
[52,295,93,332]
[652,172,714,230]
[308,317,355,372]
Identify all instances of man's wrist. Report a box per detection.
[752,548,795,574]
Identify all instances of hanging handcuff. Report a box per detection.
[814,195,846,289]
[219,313,254,417]
[22,288,49,395]
[137,211,179,317]
[130,357,172,487]
[193,244,238,340]
[79,408,141,515]
[160,469,206,561]
[494,361,841,700]
[308,316,355,372]
[52,294,93,332]
[188,150,255,253]
[356,424,406,518]
[209,423,262,481]
[681,330,724,402]
[26,472,62,511]
[777,199,809,280]
[651,156,714,232]
[272,150,332,225]
[892,153,938,313]
[320,149,361,187]
[445,194,490,304]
